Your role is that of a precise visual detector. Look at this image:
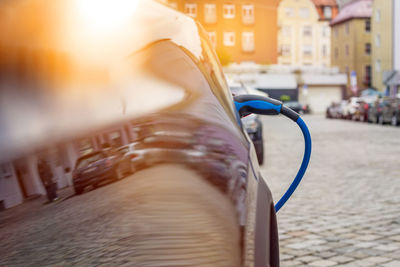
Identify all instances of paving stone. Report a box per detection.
[281,260,303,267]
[362,256,391,264]
[375,244,399,251]
[355,234,381,241]
[382,261,400,267]
[354,242,377,248]
[389,235,400,242]
[309,260,337,266]
[314,251,337,259]
[296,255,322,263]
[327,255,354,264]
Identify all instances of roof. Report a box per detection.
[330,0,372,26]
[301,73,348,85]
[311,0,337,6]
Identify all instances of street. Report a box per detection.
[261,115,400,266]
[0,115,400,266]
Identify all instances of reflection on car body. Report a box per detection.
[73,148,131,194]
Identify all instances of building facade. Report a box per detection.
[384,0,400,96]
[395,0,400,72]
[161,0,280,65]
[371,0,393,91]
[330,0,372,95]
[277,0,338,67]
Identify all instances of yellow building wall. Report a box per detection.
[278,0,331,67]
[371,0,393,91]
[331,19,371,94]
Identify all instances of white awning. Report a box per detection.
[238,73,298,90]
[301,74,348,85]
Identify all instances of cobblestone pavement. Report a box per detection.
[260,115,400,267]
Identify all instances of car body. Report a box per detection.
[72,149,130,194]
[342,97,361,120]
[380,97,400,125]
[368,100,383,123]
[229,84,265,165]
[367,97,399,124]
[336,100,349,119]
[283,101,305,114]
[326,102,341,119]
[0,1,279,266]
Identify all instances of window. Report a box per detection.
[375,59,381,72]
[184,3,197,17]
[375,9,381,22]
[285,7,295,17]
[365,43,371,55]
[345,23,350,35]
[207,31,217,47]
[299,8,309,18]
[281,44,291,56]
[324,6,332,19]
[303,26,312,37]
[345,45,349,56]
[223,4,235,19]
[365,65,371,85]
[322,44,327,57]
[223,32,235,46]
[303,45,312,56]
[282,25,291,37]
[242,32,254,52]
[204,4,216,23]
[322,26,329,37]
[365,20,371,32]
[242,4,254,24]
[375,34,381,47]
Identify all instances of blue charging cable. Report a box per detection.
[234,95,312,213]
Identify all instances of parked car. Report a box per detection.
[303,104,311,114]
[353,100,370,122]
[367,97,396,124]
[229,83,265,165]
[380,97,400,125]
[391,99,400,126]
[326,102,338,119]
[242,114,264,164]
[368,99,382,124]
[337,100,349,119]
[72,149,131,194]
[284,101,305,114]
[342,97,361,120]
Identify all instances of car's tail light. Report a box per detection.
[130,154,137,159]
